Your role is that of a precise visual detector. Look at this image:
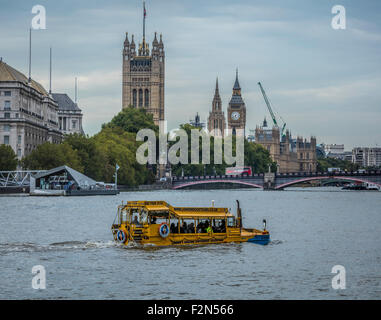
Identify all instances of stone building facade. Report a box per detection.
[255,119,317,173]
[52,93,84,135]
[122,32,165,125]
[207,78,226,137]
[227,70,246,136]
[0,60,62,160]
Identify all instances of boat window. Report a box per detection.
[169,215,179,233]
[227,217,235,227]
[121,210,128,223]
[213,219,226,233]
[196,219,211,233]
[131,208,142,225]
[148,210,169,225]
[179,219,195,233]
[140,209,148,224]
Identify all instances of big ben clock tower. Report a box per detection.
[227,69,246,136]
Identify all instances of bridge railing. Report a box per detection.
[172,170,380,181]
[172,173,265,181]
[0,170,46,187]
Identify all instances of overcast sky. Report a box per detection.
[1,0,380,149]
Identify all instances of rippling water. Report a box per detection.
[0,187,381,299]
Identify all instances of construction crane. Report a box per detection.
[258,82,286,137]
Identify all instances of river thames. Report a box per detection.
[0,187,380,299]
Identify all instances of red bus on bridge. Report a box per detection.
[225,166,252,176]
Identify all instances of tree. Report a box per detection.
[63,133,107,181]
[21,143,83,171]
[0,145,18,170]
[93,127,154,186]
[244,140,276,173]
[103,106,159,134]
[317,157,358,172]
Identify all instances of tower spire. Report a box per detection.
[49,46,52,94]
[143,1,146,42]
[28,28,32,83]
[233,68,241,94]
[75,77,78,103]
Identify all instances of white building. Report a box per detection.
[322,143,345,155]
[0,59,62,160]
[352,147,381,168]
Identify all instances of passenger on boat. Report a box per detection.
[219,220,226,233]
[188,223,195,233]
[170,223,176,234]
[151,217,157,224]
[182,221,188,233]
[205,221,210,233]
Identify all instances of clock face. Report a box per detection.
[231,111,240,120]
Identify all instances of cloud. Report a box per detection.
[1,0,380,149]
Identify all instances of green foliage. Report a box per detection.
[93,127,154,186]
[317,157,359,172]
[170,124,276,176]
[21,143,83,171]
[0,145,18,170]
[103,106,159,134]
[244,140,276,173]
[63,133,107,180]
[20,107,156,186]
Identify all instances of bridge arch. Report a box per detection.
[276,176,381,190]
[173,179,262,190]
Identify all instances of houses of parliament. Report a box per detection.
[122,6,316,173]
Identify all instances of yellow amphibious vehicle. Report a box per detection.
[111,200,270,246]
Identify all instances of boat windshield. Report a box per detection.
[227,216,236,227]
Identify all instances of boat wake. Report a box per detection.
[0,240,118,254]
[268,239,284,245]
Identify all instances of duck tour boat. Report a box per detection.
[111,200,270,246]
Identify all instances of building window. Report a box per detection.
[4,136,9,145]
[4,101,11,110]
[4,113,10,119]
[144,89,149,107]
[15,113,19,118]
[18,135,21,144]
[4,91,11,96]
[132,89,137,107]
[4,124,10,132]
[138,89,143,107]
[72,120,77,129]
[17,149,21,157]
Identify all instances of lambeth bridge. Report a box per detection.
[171,170,381,190]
